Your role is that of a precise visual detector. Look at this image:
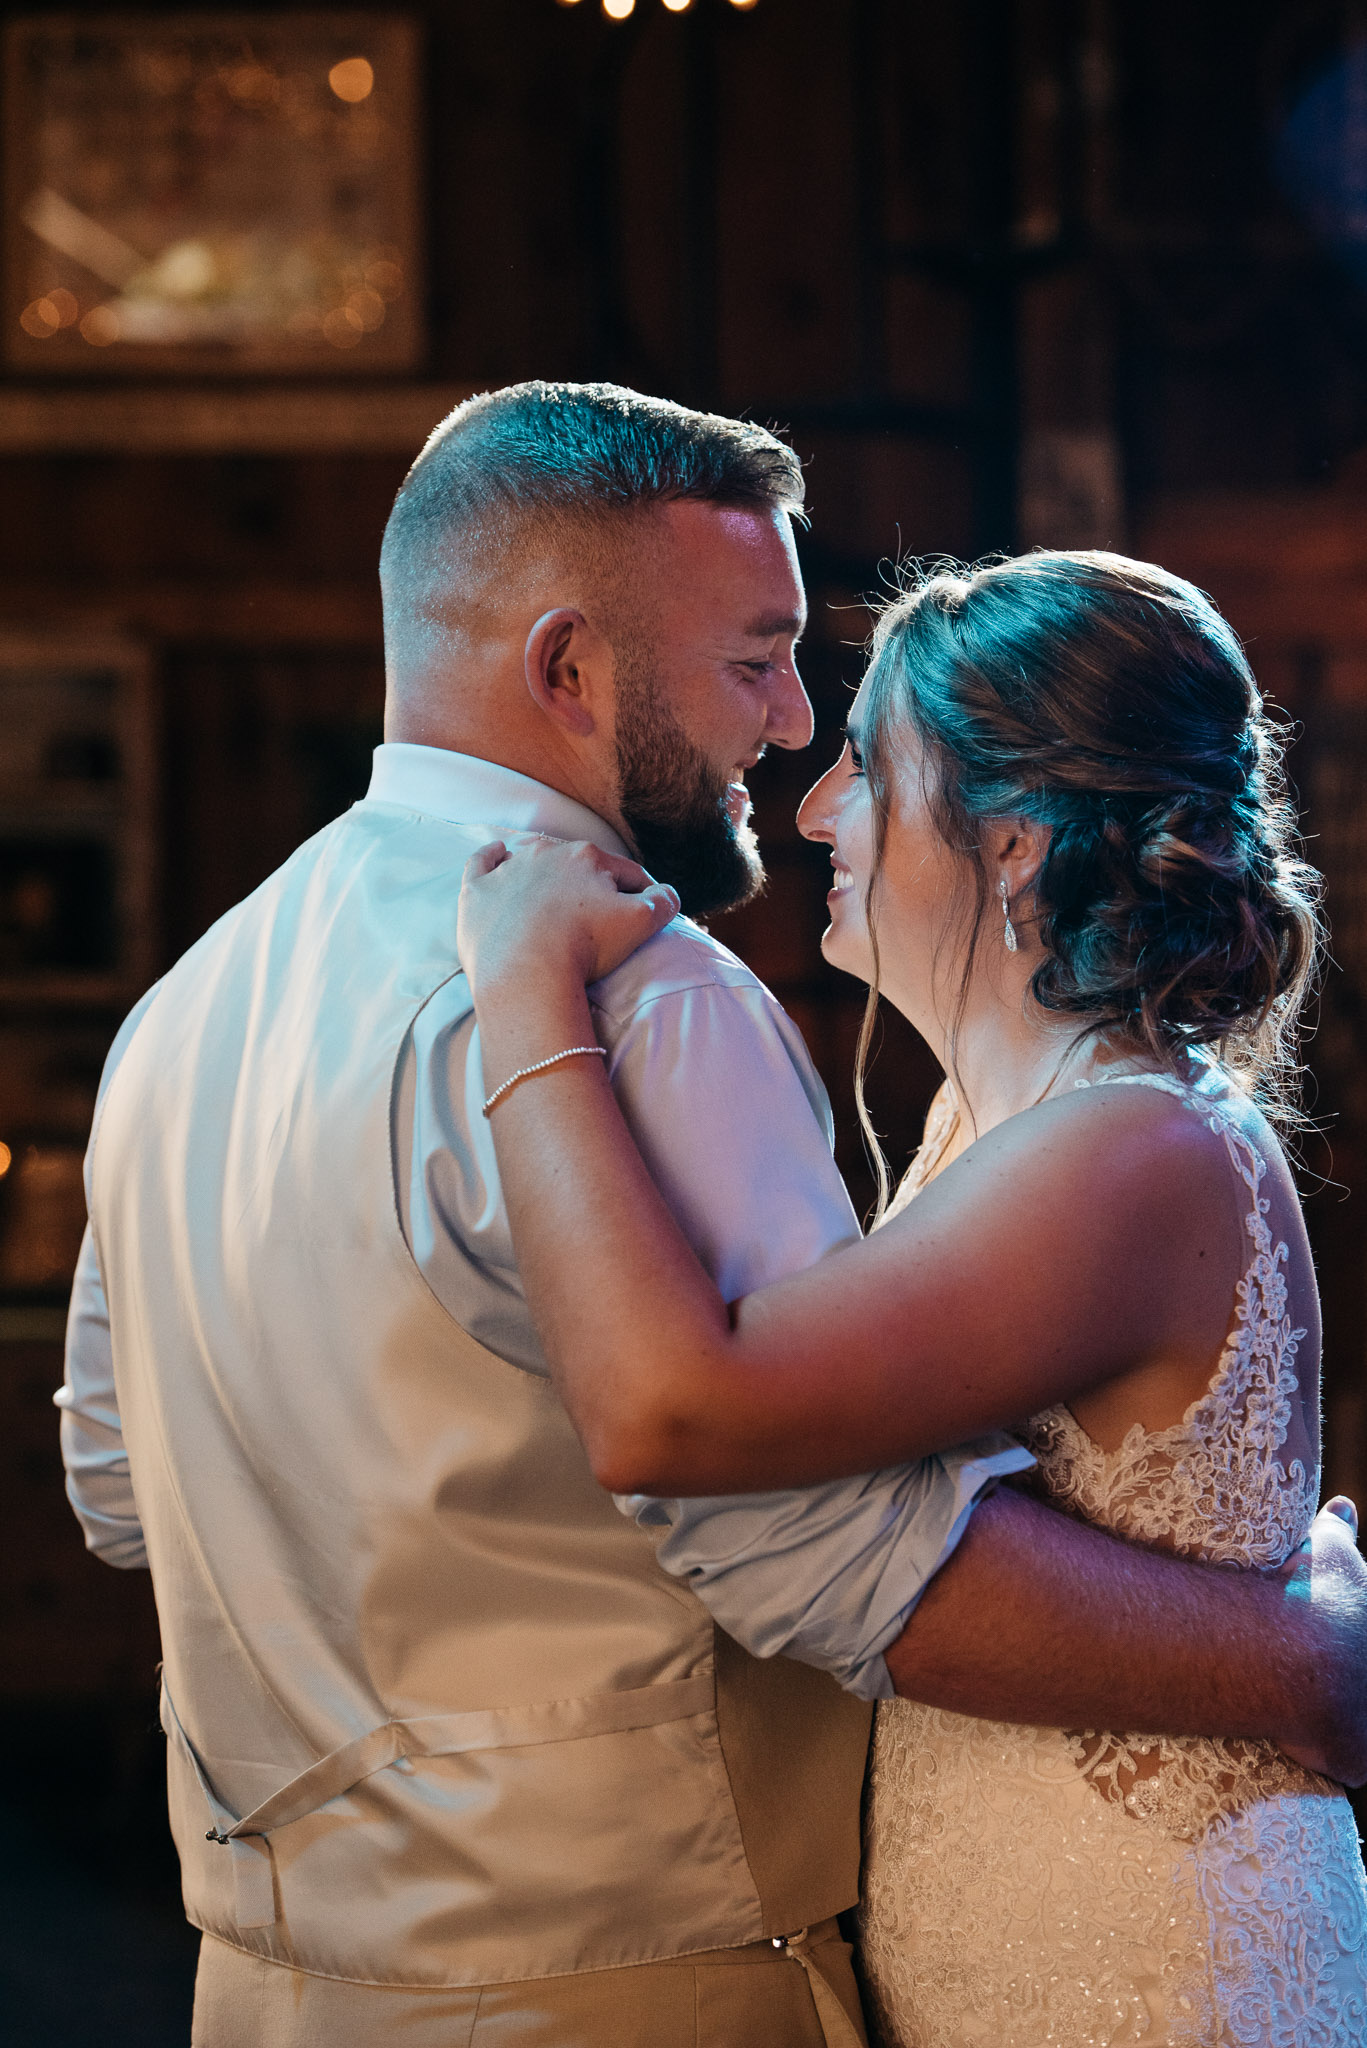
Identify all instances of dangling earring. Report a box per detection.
[999,876,1018,953]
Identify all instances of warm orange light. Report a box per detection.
[19,297,61,338]
[0,1142,10,1177]
[22,285,81,337]
[345,286,386,333]
[662,0,693,10]
[603,0,635,16]
[328,57,374,103]
[79,304,120,346]
[728,0,760,9]
[365,258,403,300]
[322,304,365,348]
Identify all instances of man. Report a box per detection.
[60,382,1367,2048]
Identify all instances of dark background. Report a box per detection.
[5,3,1367,2040]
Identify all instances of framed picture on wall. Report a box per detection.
[3,13,422,376]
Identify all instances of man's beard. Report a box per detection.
[614,669,765,920]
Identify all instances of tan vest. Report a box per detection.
[92,800,870,1988]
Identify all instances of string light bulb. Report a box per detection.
[558,0,758,16]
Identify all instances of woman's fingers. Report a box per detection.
[595,850,659,895]
[458,834,679,990]
[464,836,672,906]
[642,881,681,928]
[463,839,510,880]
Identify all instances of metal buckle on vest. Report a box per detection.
[206,1828,230,1844]
[768,1928,865,2048]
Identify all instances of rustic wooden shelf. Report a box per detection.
[0,383,474,456]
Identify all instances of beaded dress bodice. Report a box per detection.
[858,1065,1367,2048]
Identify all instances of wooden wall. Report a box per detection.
[3,0,1367,1727]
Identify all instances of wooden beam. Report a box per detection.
[1136,490,1367,654]
[0,578,382,643]
[0,384,475,456]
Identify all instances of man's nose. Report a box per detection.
[764,660,816,751]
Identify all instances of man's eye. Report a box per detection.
[741,660,775,677]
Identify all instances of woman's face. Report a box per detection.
[797,678,972,1029]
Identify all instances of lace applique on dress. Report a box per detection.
[1027,1068,1316,1573]
[858,1067,1367,2048]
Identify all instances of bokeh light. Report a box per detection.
[603,0,636,18]
[328,56,374,103]
[20,298,60,338]
[79,305,120,346]
[321,304,364,348]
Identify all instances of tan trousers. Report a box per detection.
[191,1920,868,2048]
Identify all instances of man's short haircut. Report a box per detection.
[380,380,806,640]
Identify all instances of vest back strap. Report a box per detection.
[162,1672,716,1928]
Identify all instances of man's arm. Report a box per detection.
[885,1485,1367,1784]
[56,1223,147,1568]
[54,984,160,1570]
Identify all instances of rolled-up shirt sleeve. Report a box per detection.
[595,951,1034,1702]
[55,1223,148,1569]
[54,986,158,1570]
[634,1444,1031,1701]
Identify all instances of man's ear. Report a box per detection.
[524,608,611,739]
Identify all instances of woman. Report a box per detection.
[455,551,1367,2045]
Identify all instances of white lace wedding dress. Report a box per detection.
[859,1063,1367,2047]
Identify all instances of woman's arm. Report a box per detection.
[460,839,1249,1496]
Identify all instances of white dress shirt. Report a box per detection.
[59,742,1031,1700]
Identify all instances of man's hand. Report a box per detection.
[1277,1497,1367,1784]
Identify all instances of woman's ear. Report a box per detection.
[524,607,613,739]
[987,817,1052,902]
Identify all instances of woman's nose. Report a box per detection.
[797,764,837,842]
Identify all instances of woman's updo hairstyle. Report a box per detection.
[858,549,1321,1167]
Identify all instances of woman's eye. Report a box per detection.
[848,743,865,776]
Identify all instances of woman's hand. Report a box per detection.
[458,836,680,997]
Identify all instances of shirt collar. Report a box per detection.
[365,742,631,859]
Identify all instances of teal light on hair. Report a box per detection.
[853,550,1322,1217]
